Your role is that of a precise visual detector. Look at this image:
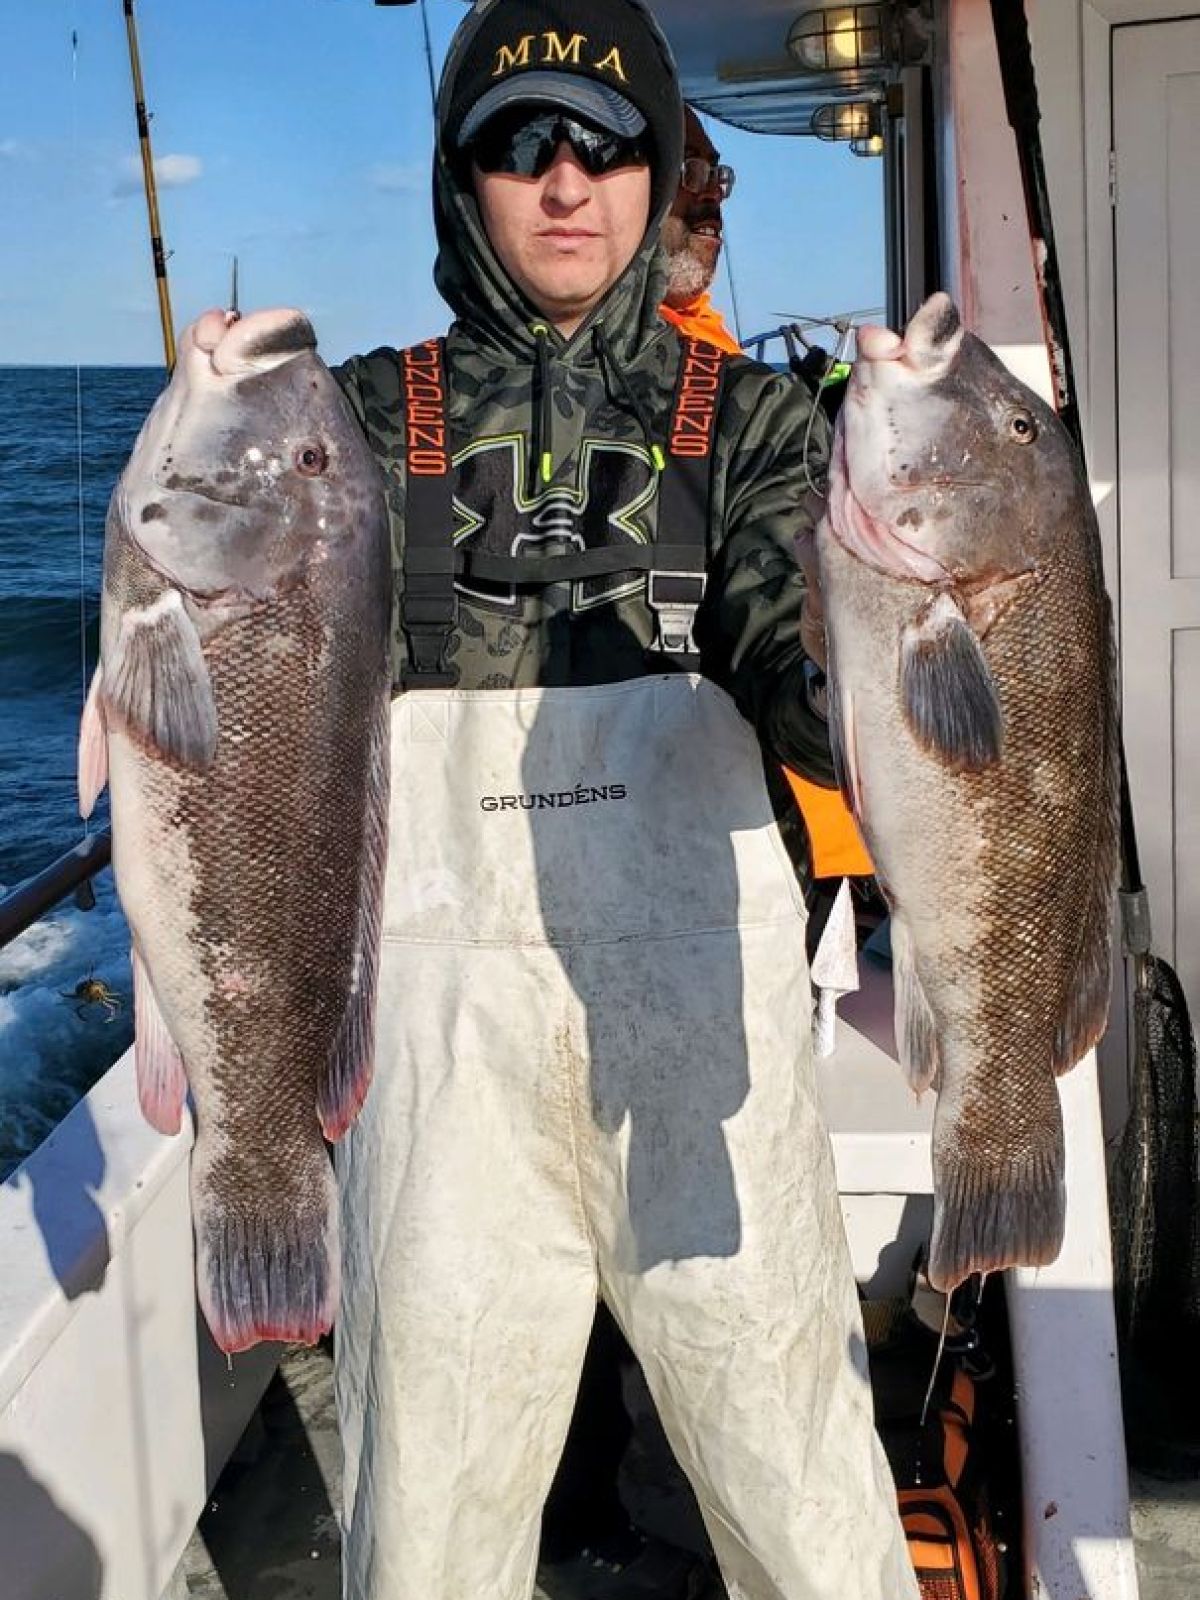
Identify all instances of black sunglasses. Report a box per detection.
[470,108,650,181]
[680,157,736,201]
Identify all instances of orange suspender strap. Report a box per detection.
[398,338,458,688]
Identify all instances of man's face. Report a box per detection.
[473,123,651,338]
[662,108,724,311]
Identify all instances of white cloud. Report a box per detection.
[113,152,203,198]
[368,161,426,195]
[155,153,204,188]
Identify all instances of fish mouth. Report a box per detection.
[887,475,996,493]
[856,293,963,370]
[147,477,259,511]
[828,430,952,584]
[187,308,317,378]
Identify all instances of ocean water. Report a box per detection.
[0,366,165,1178]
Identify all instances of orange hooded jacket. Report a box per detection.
[660,297,873,879]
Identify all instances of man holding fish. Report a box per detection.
[84,0,1116,1595]
[327,3,916,1595]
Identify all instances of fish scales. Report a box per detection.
[82,308,391,1352]
[817,292,1119,1291]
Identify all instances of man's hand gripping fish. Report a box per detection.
[78,309,391,1352]
[816,292,1119,1291]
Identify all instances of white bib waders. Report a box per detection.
[335,672,917,1600]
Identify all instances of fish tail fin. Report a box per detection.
[927,1131,1065,1292]
[191,1142,338,1354]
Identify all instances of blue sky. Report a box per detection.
[0,0,885,367]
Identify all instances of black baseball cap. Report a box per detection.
[443,0,684,214]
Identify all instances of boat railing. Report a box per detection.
[0,830,112,952]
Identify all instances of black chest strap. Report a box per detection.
[647,336,728,655]
[398,339,457,689]
[395,333,730,683]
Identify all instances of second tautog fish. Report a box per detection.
[79,308,391,1351]
[816,292,1119,1291]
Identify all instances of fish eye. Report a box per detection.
[294,442,328,477]
[1007,409,1038,445]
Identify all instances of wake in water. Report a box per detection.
[0,881,133,1180]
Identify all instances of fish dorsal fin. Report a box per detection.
[104,589,218,768]
[1052,603,1121,1074]
[900,593,1003,772]
[317,695,389,1141]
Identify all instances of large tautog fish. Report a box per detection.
[78,308,391,1352]
[816,292,1119,1291]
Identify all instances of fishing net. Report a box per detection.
[1108,951,1200,1473]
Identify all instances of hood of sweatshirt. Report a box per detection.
[431,0,684,370]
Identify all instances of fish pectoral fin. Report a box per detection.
[900,593,1003,772]
[105,590,218,768]
[318,698,389,1141]
[928,1124,1065,1292]
[890,916,940,1094]
[132,945,189,1135]
[192,1144,338,1354]
[78,667,109,817]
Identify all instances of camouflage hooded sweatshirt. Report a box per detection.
[334,0,835,784]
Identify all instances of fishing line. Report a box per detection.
[913,1288,954,1486]
[71,16,91,841]
[802,316,853,499]
[722,223,744,348]
[418,0,438,117]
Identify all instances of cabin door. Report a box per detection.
[1113,18,1200,1025]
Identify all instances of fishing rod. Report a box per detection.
[1,4,177,948]
[122,0,176,372]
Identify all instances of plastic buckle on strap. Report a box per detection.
[400,620,457,690]
[647,571,704,655]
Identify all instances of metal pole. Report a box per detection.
[987,0,1078,443]
[0,832,113,951]
[122,0,176,372]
